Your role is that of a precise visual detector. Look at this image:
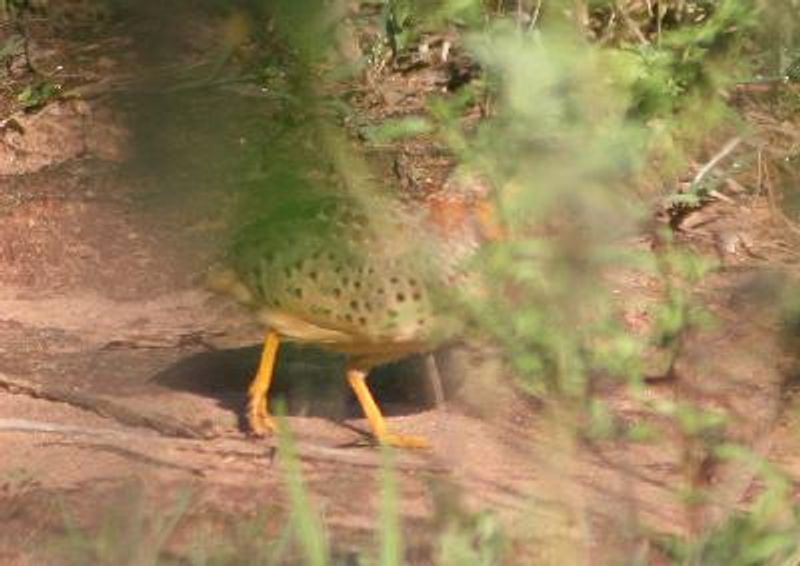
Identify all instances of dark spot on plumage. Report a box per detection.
[350,300,359,311]
[364,301,373,312]
[409,278,418,287]
[309,271,318,281]
[358,316,367,326]
[377,288,385,295]
[354,281,362,290]
[390,276,399,285]
[345,314,353,323]
[333,288,342,298]
[292,288,303,299]
[417,318,425,326]
[412,292,422,301]
[396,293,406,302]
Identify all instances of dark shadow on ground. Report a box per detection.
[152,343,451,431]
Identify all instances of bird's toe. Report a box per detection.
[379,432,430,449]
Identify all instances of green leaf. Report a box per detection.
[742,533,795,564]
[362,116,433,144]
[17,81,60,109]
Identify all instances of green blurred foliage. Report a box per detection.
[448,23,647,401]
[380,2,800,562]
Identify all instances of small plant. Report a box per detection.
[17,81,60,110]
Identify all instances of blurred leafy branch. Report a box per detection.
[215,0,800,561]
[364,0,800,561]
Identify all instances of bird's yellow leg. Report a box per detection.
[247,330,280,436]
[346,366,429,449]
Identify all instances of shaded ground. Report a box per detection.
[1,4,799,564]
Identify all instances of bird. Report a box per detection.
[209,172,496,448]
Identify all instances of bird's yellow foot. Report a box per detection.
[378,433,430,449]
[246,330,280,437]
[346,367,430,450]
[247,395,276,436]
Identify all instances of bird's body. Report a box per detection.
[213,179,490,447]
